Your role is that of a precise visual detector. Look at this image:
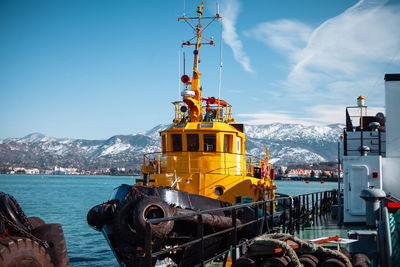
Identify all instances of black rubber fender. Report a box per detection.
[132,196,174,238]
[87,200,117,231]
[232,256,257,267]
[299,254,319,267]
[0,216,5,235]
[111,197,140,244]
[319,257,346,267]
[0,193,30,232]
[260,256,289,267]
[0,237,53,267]
[32,223,70,267]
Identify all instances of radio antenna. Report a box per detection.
[183,52,186,75]
[178,49,181,99]
[217,0,223,120]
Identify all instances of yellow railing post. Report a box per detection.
[157,152,161,174]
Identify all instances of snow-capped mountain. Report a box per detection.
[0,123,343,170]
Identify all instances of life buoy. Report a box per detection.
[133,196,174,238]
[0,193,30,233]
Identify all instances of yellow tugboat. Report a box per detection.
[141,2,276,205]
[87,2,276,266]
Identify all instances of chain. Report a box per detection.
[0,213,49,249]
[0,192,48,249]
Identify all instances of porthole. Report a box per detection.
[214,186,224,196]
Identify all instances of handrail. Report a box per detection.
[142,150,269,177]
[143,189,338,266]
[172,100,234,123]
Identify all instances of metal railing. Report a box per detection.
[142,151,271,177]
[143,189,337,266]
[172,101,234,123]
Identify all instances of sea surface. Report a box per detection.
[0,175,337,266]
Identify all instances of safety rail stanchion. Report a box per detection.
[197,214,204,267]
[232,208,237,263]
[289,198,293,235]
[145,222,152,267]
[296,197,300,233]
[254,204,259,234]
[320,192,323,217]
[282,199,287,233]
[262,198,268,234]
[269,200,274,232]
[315,193,319,223]
[302,195,305,231]
[312,193,315,223]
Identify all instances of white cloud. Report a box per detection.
[237,111,314,126]
[221,0,253,73]
[303,105,384,125]
[248,0,400,108]
[237,105,385,126]
[248,19,312,56]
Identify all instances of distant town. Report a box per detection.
[1,162,342,180]
[0,166,140,176]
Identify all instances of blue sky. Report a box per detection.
[1,0,399,139]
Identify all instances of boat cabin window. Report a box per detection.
[224,134,233,153]
[162,135,166,153]
[203,134,216,152]
[187,134,199,152]
[172,134,182,152]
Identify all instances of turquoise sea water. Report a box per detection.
[0,175,337,266]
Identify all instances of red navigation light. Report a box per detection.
[181,75,190,84]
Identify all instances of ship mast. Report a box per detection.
[179,1,221,122]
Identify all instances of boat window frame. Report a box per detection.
[161,134,166,153]
[203,134,216,152]
[224,134,233,153]
[171,134,182,152]
[187,133,199,152]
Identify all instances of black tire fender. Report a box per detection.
[87,200,117,231]
[112,198,140,244]
[132,196,174,238]
[0,237,53,267]
[299,254,319,267]
[0,193,30,232]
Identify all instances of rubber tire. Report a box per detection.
[0,237,53,267]
[320,258,346,267]
[32,223,70,267]
[0,194,30,232]
[260,256,289,267]
[112,198,140,244]
[133,196,174,238]
[299,254,319,267]
[232,257,257,267]
[87,201,116,231]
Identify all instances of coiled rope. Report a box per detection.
[250,233,352,267]
[389,209,400,264]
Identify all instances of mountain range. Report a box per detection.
[0,123,344,170]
